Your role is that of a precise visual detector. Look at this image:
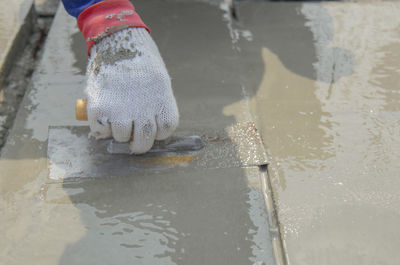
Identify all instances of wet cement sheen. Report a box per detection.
[237,2,400,265]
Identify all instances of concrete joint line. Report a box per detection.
[259,167,289,265]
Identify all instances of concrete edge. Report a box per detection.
[0,0,36,86]
[259,169,289,265]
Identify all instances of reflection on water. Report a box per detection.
[84,204,182,264]
[255,3,400,192]
[59,179,185,264]
[58,167,275,265]
[302,2,400,181]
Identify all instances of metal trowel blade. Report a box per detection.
[108,135,207,154]
[47,126,208,179]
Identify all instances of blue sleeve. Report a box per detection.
[61,0,104,17]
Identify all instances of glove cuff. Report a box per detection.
[77,0,150,55]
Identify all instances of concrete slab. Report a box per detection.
[235,2,400,265]
[35,0,59,16]
[0,2,277,265]
[0,0,35,86]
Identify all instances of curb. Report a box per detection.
[0,0,36,86]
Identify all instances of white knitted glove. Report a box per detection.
[85,28,179,154]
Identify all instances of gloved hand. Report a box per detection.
[85,27,179,154]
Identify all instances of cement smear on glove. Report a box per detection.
[87,24,134,44]
[88,29,142,75]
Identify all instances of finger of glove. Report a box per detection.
[130,119,157,154]
[155,107,179,140]
[111,120,133,142]
[88,113,112,139]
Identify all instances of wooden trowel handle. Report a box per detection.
[76,99,88,121]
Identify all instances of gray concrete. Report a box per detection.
[0,2,278,265]
[35,0,60,16]
[0,0,35,85]
[235,2,400,265]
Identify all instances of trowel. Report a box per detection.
[47,100,266,179]
[46,99,208,179]
[74,99,207,154]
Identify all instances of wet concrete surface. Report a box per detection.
[0,2,277,265]
[58,167,273,265]
[235,2,400,264]
[2,1,400,264]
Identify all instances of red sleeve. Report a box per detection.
[77,0,150,55]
